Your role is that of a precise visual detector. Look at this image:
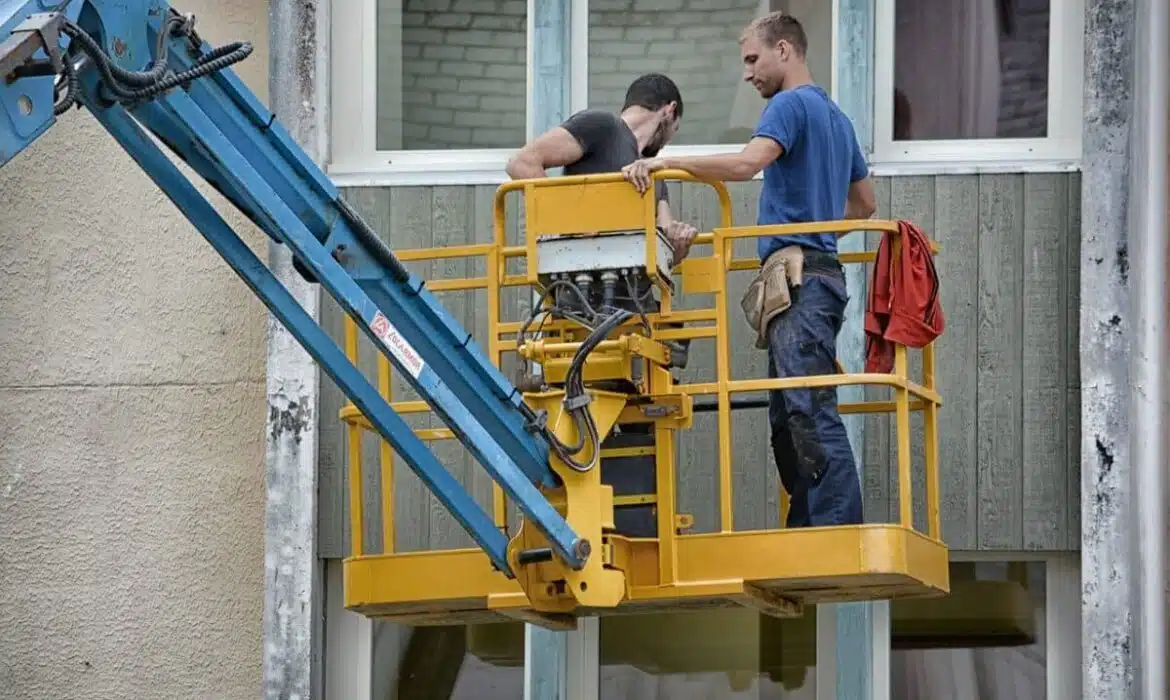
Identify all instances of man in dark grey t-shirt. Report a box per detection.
[505,73,698,262]
[506,75,695,540]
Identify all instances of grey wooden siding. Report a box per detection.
[318,173,1081,558]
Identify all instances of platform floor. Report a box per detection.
[344,524,950,628]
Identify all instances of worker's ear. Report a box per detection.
[776,39,791,62]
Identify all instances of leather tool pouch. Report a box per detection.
[740,245,805,349]
[777,244,804,291]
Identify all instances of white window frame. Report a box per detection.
[328,0,532,187]
[330,0,1087,184]
[329,0,847,186]
[871,0,1085,170]
[323,559,373,700]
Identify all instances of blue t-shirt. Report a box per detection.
[752,84,869,261]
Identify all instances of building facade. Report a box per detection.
[314,0,1155,698]
[0,1,272,698]
[0,0,1162,699]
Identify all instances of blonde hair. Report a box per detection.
[741,11,808,56]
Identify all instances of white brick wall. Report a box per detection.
[587,0,762,145]
[378,0,528,150]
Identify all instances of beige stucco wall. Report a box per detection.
[0,1,271,697]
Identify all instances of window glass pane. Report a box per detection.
[371,621,524,699]
[598,608,819,698]
[376,0,528,151]
[893,0,1050,141]
[587,0,835,147]
[891,561,1048,700]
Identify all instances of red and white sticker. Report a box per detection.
[369,311,425,379]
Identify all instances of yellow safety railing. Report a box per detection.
[339,170,943,564]
[691,218,941,537]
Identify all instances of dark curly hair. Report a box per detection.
[621,73,684,119]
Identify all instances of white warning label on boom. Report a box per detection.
[369,311,425,379]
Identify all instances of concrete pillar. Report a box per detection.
[524,2,582,698]
[1127,0,1168,696]
[833,1,883,697]
[265,1,330,698]
[1080,0,1137,697]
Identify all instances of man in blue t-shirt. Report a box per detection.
[621,12,876,528]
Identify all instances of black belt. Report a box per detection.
[761,247,843,278]
[802,249,844,278]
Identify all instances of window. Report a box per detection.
[890,561,1048,700]
[585,0,836,152]
[332,0,841,183]
[873,0,1084,164]
[370,621,525,699]
[597,608,820,698]
[378,0,527,151]
[322,567,525,700]
[330,0,530,184]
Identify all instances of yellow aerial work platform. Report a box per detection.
[338,171,949,630]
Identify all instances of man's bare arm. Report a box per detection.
[621,137,782,192]
[844,177,877,219]
[505,127,585,180]
[656,199,675,226]
[656,198,700,264]
[666,137,782,181]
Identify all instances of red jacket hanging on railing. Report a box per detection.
[864,219,945,373]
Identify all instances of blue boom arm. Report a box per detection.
[0,0,590,574]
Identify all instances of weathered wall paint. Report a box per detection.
[0,2,271,698]
[834,0,877,695]
[266,0,330,698]
[835,0,872,517]
[319,172,1083,558]
[1080,0,1136,696]
[526,2,576,697]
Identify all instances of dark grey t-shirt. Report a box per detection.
[557,111,687,410]
[557,108,678,309]
[560,109,668,204]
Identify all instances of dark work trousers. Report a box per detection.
[766,253,864,528]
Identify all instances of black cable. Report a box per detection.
[55,15,252,105]
[549,308,633,473]
[517,279,601,350]
[515,280,598,453]
[519,279,599,353]
[52,55,78,114]
[514,277,599,445]
[540,316,614,471]
[622,273,653,334]
[514,280,640,472]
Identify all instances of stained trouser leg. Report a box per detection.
[765,273,864,527]
[768,351,811,528]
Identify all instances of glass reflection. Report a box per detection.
[598,607,819,699]
[891,561,1047,700]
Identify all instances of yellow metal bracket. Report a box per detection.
[680,256,720,295]
[502,389,629,621]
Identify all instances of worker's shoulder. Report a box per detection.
[769,84,823,104]
[759,86,818,126]
[786,86,856,133]
[562,108,623,129]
